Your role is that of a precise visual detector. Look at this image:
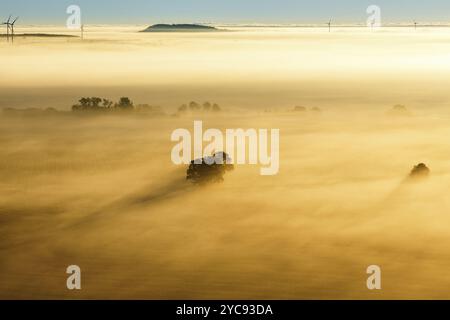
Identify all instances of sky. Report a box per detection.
[1,0,450,25]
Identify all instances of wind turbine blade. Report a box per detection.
[12,17,19,24]
[7,15,11,23]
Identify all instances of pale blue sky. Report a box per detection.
[1,0,450,24]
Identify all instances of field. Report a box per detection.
[1,26,450,299]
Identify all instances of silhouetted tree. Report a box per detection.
[178,104,188,113]
[187,152,234,184]
[393,104,407,111]
[103,99,114,109]
[388,104,411,117]
[294,106,307,112]
[79,98,90,108]
[136,104,165,116]
[203,102,212,111]
[175,101,222,115]
[115,97,134,110]
[409,163,430,179]
[189,101,201,111]
[90,97,102,108]
[72,97,88,111]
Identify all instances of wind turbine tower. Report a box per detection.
[10,16,18,41]
[2,15,11,41]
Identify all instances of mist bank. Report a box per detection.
[2,77,450,112]
[1,107,450,298]
[2,26,450,299]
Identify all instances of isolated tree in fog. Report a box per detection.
[409,163,430,179]
[186,152,234,184]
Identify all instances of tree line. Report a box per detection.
[178,101,222,113]
[72,97,134,111]
[72,97,223,115]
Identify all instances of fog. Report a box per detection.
[1,26,450,299]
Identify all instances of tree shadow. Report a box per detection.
[66,172,192,230]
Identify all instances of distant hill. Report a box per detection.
[141,24,220,32]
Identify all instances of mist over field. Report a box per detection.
[1,26,450,299]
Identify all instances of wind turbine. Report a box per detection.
[2,15,12,41]
[10,16,18,41]
[327,19,332,32]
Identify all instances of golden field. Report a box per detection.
[1,26,450,299]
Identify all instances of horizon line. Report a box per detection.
[13,22,450,28]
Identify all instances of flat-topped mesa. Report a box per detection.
[141,24,219,32]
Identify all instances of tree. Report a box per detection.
[116,97,134,110]
[72,97,90,111]
[189,101,201,111]
[388,104,411,117]
[409,163,430,179]
[212,103,221,112]
[186,152,234,184]
[72,104,81,111]
[79,98,90,109]
[178,104,188,113]
[203,102,212,111]
[102,99,114,109]
[72,96,138,112]
[91,97,102,108]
